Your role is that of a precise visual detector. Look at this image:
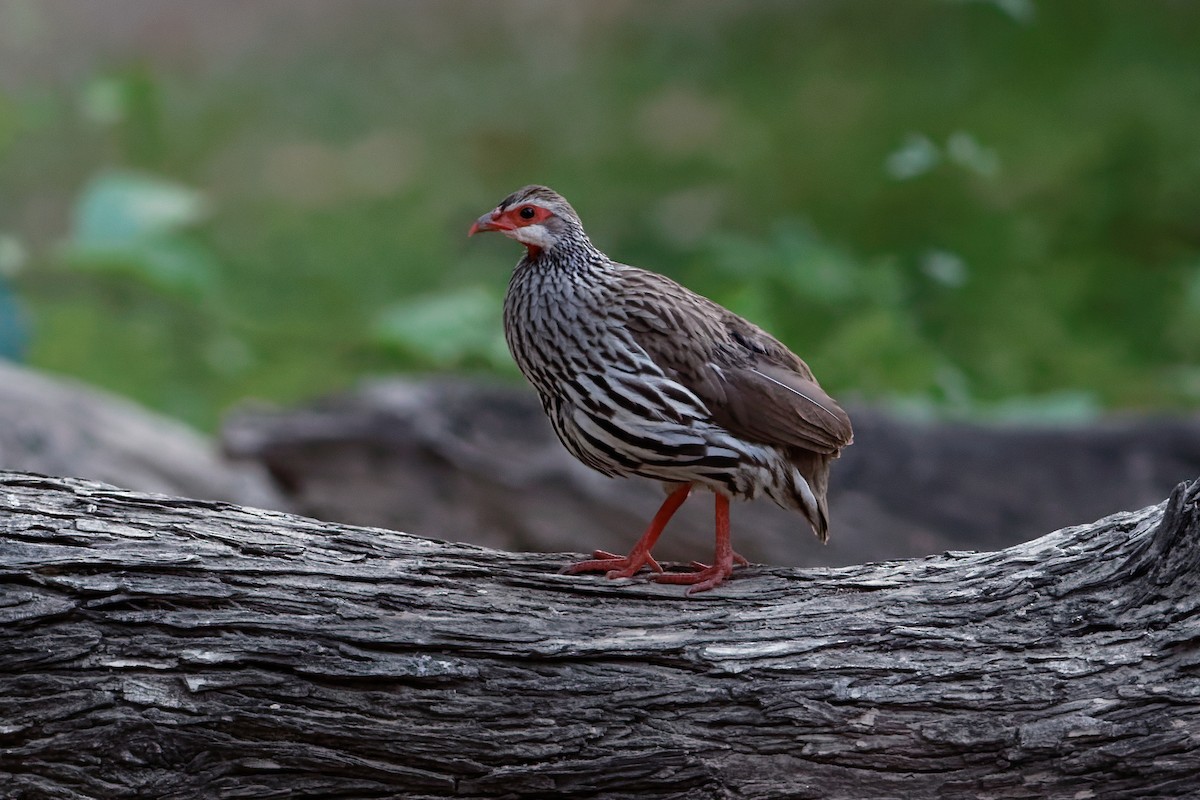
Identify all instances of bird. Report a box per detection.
[469,186,852,594]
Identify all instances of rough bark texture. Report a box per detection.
[2,470,1200,799]
[223,377,1200,568]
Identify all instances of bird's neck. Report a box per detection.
[518,233,609,276]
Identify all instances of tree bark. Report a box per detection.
[2,470,1199,799]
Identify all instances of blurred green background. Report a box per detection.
[1,0,1198,431]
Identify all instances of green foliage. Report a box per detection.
[1,2,1198,429]
[372,285,513,372]
[63,171,218,298]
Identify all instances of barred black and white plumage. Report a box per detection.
[470,185,853,594]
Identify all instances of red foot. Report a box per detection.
[562,549,663,578]
[561,485,691,583]
[651,494,741,595]
[560,488,747,596]
[651,562,734,595]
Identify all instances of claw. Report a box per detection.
[562,552,658,579]
[560,488,745,596]
[651,493,739,596]
[560,485,689,583]
[652,563,734,595]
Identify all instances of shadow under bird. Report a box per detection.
[469,186,853,594]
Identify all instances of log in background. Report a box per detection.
[2,471,1200,799]
[222,377,1200,568]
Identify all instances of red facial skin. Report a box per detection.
[468,204,555,256]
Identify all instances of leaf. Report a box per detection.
[770,224,860,303]
[920,249,969,288]
[71,170,208,248]
[885,133,940,180]
[63,236,220,298]
[708,223,861,305]
[372,285,512,369]
[61,171,218,298]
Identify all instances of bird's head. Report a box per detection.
[468,185,585,258]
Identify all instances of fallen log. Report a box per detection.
[1,470,1198,799]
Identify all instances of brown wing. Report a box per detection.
[618,267,853,455]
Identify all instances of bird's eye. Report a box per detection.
[518,206,536,220]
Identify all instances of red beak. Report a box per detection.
[468,209,513,236]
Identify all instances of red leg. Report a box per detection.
[563,484,692,579]
[688,551,749,570]
[652,493,738,595]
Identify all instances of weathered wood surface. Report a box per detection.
[2,470,1199,799]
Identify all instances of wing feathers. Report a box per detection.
[617,267,853,456]
[748,366,846,429]
[710,364,852,454]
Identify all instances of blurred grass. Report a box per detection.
[1,0,1198,430]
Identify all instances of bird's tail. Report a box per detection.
[806,488,831,544]
[788,450,832,544]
